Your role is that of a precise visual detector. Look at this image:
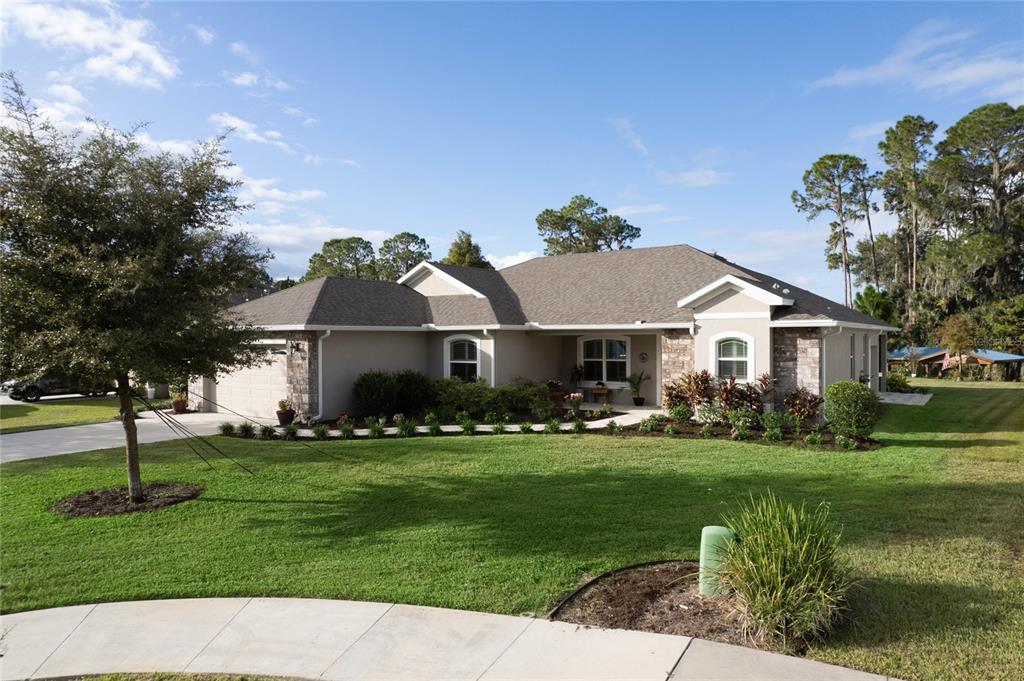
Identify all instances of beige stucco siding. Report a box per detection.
[319,331,430,417]
[694,289,770,315]
[493,331,561,384]
[821,327,885,391]
[426,331,495,385]
[693,317,771,381]
[407,271,467,296]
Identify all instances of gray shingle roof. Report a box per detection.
[228,244,893,329]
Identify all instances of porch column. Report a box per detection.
[285,330,320,420]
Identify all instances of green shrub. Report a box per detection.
[366,417,386,439]
[394,414,418,438]
[729,408,757,440]
[338,421,356,439]
[669,404,692,422]
[637,416,659,434]
[427,421,443,437]
[495,378,553,421]
[218,422,236,436]
[763,427,783,442]
[282,423,298,440]
[393,370,435,415]
[701,423,715,438]
[518,421,535,434]
[491,421,507,435]
[664,369,714,409]
[664,424,679,435]
[835,434,857,451]
[312,423,330,440]
[696,403,723,425]
[759,411,788,431]
[459,415,477,435]
[238,422,256,439]
[884,372,911,393]
[824,381,880,439]
[805,431,823,446]
[605,420,621,435]
[352,370,398,418]
[258,424,276,440]
[784,387,823,432]
[720,492,851,648]
[435,377,495,419]
[544,418,562,434]
[572,418,587,434]
[598,403,613,416]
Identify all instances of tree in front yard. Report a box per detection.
[0,74,270,502]
[938,314,979,381]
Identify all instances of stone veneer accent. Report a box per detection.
[772,328,821,396]
[661,330,694,388]
[283,330,320,419]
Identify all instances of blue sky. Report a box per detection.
[4,2,1022,301]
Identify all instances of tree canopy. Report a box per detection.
[535,195,640,255]
[377,231,432,281]
[439,230,493,269]
[302,236,377,281]
[0,74,269,500]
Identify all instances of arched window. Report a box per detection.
[579,337,629,385]
[715,337,749,380]
[445,336,479,381]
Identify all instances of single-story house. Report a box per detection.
[191,244,896,419]
[889,346,1024,380]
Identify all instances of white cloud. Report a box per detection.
[46,83,85,105]
[812,20,1024,104]
[136,131,194,155]
[209,112,291,152]
[4,2,179,88]
[284,106,318,126]
[227,71,290,90]
[657,168,732,188]
[238,219,390,249]
[847,120,895,140]
[606,116,648,155]
[303,154,361,168]
[190,25,215,45]
[230,72,260,87]
[611,203,668,217]
[229,41,259,64]
[486,251,539,269]
[241,177,325,203]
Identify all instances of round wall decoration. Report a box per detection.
[638,351,649,363]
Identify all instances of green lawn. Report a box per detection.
[0,396,170,433]
[2,380,1022,680]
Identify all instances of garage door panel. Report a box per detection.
[215,350,288,419]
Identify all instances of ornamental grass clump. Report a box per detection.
[218,422,236,436]
[311,423,330,440]
[720,492,852,649]
[518,421,535,434]
[394,414,418,438]
[544,418,562,434]
[571,418,587,434]
[238,422,256,439]
[282,423,298,440]
[366,417,386,439]
[258,424,276,440]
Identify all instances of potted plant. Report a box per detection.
[170,390,188,414]
[627,370,651,406]
[276,398,296,426]
[566,391,584,414]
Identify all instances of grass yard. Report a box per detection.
[0,396,171,434]
[2,380,1022,680]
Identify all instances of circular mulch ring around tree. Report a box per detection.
[551,560,763,650]
[51,482,205,518]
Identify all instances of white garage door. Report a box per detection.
[215,348,288,419]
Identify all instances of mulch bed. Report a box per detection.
[51,482,205,518]
[552,560,764,649]
[611,422,883,451]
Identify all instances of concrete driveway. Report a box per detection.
[0,410,229,462]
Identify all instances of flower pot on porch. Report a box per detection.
[276,409,296,426]
[549,391,565,409]
[632,397,646,406]
[171,399,188,414]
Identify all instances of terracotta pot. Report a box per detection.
[171,399,187,414]
[276,409,296,426]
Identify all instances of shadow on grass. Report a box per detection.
[0,404,39,419]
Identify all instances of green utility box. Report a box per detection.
[699,525,736,597]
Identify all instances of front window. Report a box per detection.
[582,338,628,384]
[716,338,748,380]
[448,339,478,381]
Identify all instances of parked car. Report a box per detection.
[5,374,113,402]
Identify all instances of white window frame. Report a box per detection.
[708,331,755,382]
[577,336,631,388]
[444,334,481,381]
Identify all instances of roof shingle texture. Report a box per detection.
[229,244,892,328]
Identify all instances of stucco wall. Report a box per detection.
[821,327,885,392]
[407,271,467,296]
[320,331,430,417]
[425,331,494,385]
[694,289,769,315]
[693,317,772,381]
[493,331,561,384]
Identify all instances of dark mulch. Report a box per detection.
[613,421,883,451]
[552,560,757,648]
[51,482,205,518]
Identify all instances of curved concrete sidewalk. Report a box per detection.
[1,598,892,681]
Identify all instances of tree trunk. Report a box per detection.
[863,187,879,287]
[117,373,144,503]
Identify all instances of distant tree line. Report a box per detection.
[794,103,1023,354]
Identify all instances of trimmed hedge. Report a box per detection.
[824,381,879,439]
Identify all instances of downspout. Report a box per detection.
[483,328,495,386]
[314,329,332,421]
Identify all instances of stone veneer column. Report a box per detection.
[660,330,694,388]
[284,330,320,420]
[771,328,822,396]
